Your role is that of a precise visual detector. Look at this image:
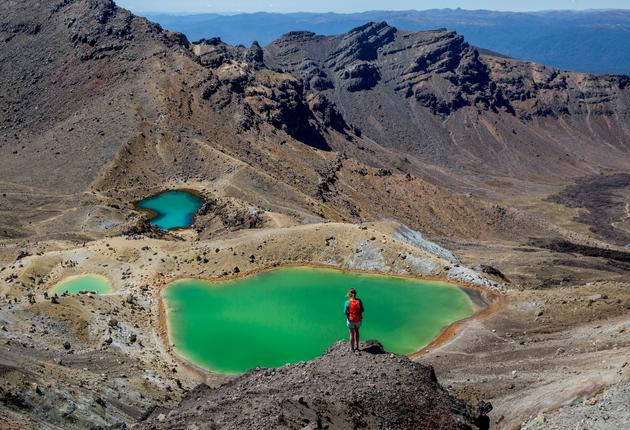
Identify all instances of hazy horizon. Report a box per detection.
[116,0,630,14]
[138,8,630,16]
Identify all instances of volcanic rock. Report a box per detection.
[138,341,491,429]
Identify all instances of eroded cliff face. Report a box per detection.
[265,22,630,179]
[266,21,629,119]
[191,37,349,150]
[485,54,629,118]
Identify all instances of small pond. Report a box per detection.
[51,274,113,295]
[163,267,475,374]
[136,190,203,230]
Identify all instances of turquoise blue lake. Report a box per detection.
[137,190,203,230]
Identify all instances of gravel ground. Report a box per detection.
[521,379,630,430]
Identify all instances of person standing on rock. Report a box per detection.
[344,288,364,351]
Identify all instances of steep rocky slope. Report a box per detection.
[138,341,492,430]
[0,0,549,246]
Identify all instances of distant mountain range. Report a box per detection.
[146,9,630,75]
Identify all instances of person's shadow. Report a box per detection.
[360,340,385,354]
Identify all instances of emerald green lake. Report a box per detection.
[51,274,113,295]
[163,267,475,374]
[136,190,203,230]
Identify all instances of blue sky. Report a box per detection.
[117,0,630,14]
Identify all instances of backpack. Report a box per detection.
[348,299,363,322]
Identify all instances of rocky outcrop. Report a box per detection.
[192,38,338,150]
[307,93,349,133]
[60,0,188,61]
[266,23,512,116]
[328,22,396,69]
[192,37,232,67]
[327,22,395,91]
[267,21,629,120]
[195,197,264,237]
[265,22,630,178]
[245,41,264,66]
[341,61,381,91]
[248,76,331,150]
[485,56,630,119]
[396,30,511,115]
[265,31,334,93]
[138,341,492,430]
[392,223,459,264]
[193,38,263,68]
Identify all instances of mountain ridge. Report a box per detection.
[265,21,630,184]
[146,8,630,74]
[0,0,521,243]
[2,0,629,245]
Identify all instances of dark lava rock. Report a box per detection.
[123,219,165,239]
[1,390,30,410]
[341,62,381,92]
[480,264,509,282]
[252,78,331,150]
[15,250,31,261]
[307,93,349,133]
[245,41,264,66]
[549,174,630,245]
[138,340,491,429]
[62,401,77,418]
[329,22,396,69]
[531,238,630,264]
[266,22,511,118]
[361,339,386,354]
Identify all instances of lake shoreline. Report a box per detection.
[50,273,115,295]
[159,263,504,375]
[133,188,205,231]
